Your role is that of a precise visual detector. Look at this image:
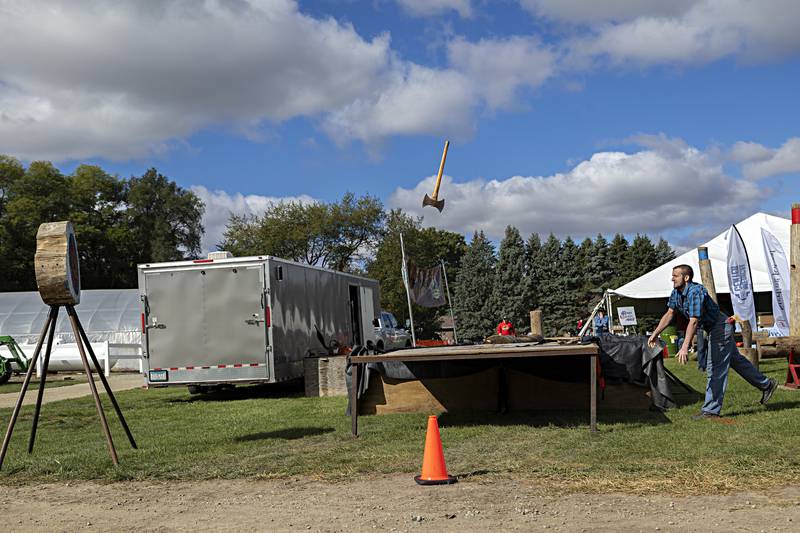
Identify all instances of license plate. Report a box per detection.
[149,369,168,382]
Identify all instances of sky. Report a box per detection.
[1,0,799,254]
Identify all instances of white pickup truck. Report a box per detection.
[372,311,412,352]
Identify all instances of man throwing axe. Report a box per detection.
[648,264,777,419]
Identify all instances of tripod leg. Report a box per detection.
[67,310,119,465]
[67,305,137,449]
[0,307,57,470]
[28,306,60,453]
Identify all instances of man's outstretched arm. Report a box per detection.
[648,308,675,347]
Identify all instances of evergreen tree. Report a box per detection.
[524,232,542,312]
[655,237,676,265]
[576,237,595,316]
[552,236,583,333]
[532,233,562,335]
[607,233,630,289]
[588,234,613,294]
[453,231,496,340]
[626,234,658,281]
[489,226,527,332]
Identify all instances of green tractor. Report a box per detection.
[0,335,30,385]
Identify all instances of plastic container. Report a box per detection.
[660,325,679,357]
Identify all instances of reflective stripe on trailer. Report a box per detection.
[152,363,266,371]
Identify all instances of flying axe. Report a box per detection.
[422,140,449,212]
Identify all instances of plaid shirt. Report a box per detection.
[667,281,720,330]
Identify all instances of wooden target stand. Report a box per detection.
[0,222,136,469]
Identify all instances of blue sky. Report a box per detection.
[2,0,799,252]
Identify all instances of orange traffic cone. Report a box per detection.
[414,415,456,485]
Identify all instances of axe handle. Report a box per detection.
[432,140,449,199]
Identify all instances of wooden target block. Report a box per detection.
[34,221,81,305]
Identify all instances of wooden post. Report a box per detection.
[530,309,543,337]
[697,246,718,303]
[740,320,758,367]
[791,203,800,336]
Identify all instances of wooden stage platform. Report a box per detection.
[347,342,600,435]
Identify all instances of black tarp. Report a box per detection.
[346,335,681,415]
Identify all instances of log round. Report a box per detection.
[34,221,81,305]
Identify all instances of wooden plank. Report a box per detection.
[755,335,800,358]
[351,347,597,364]
[353,342,596,361]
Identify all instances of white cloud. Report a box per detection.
[389,137,765,240]
[519,0,697,24]
[0,0,391,160]
[447,36,556,109]
[729,141,773,163]
[322,63,477,145]
[395,0,472,18]
[191,185,317,253]
[0,0,561,159]
[534,0,800,67]
[324,36,558,144]
[740,137,800,180]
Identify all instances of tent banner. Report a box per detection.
[761,228,790,335]
[408,264,447,308]
[726,225,757,328]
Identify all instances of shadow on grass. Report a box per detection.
[235,426,334,441]
[671,387,704,407]
[437,407,672,429]
[724,398,800,417]
[167,379,305,403]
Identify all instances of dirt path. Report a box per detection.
[3,477,798,532]
[0,373,144,409]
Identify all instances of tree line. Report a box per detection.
[451,228,675,339]
[0,156,674,338]
[0,156,204,290]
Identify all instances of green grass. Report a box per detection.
[0,358,798,493]
[0,375,89,394]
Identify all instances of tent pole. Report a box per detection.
[399,233,416,347]
[579,293,606,337]
[440,259,457,344]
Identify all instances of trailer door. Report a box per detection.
[144,270,205,370]
[202,265,269,378]
[359,286,376,346]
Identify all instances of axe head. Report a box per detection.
[422,194,445,212]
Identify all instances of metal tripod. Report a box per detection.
[0,305,137,469]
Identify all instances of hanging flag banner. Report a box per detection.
[408,263,447,308]
[761,227,791,335]
[726,225,757,329]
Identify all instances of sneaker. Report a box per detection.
[691,411,721,420]
[760,379,778,405]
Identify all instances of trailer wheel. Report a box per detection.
[0,360,12,385]
[376,341,384,353]
[188,385,201,394]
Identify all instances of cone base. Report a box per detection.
[414,475,457,485]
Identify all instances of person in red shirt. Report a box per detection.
[497,318,515,336]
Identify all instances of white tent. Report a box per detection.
[609,212,790,317]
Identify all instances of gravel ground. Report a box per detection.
[3,476,799,532]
